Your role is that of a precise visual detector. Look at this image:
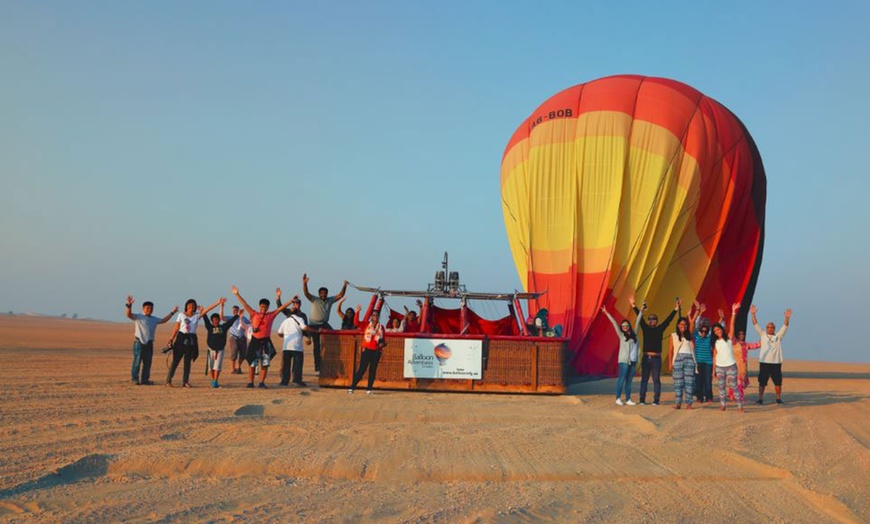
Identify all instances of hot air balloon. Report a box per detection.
[501,75,766,376]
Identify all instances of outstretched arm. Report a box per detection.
[629,295,648,329]
[125,295,135,320]
[660,300,680,329]
[334,280,349,301]
[336,298,347,320]
[600,305,620,335]
[783,308,792,327]
[728,303,740,340]
[274,294,298,314]
[301,274,316,302]
[231,287,255,316]
[159,305,180,324]
[201,298,227,316]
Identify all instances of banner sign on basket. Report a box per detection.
[403,338,483,379]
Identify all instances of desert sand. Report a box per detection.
[0,315,868,523]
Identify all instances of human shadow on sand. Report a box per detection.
[759,391,869,408]
[0,453,114,498]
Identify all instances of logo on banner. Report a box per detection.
[404,338,482,379]
[433,343,452,366]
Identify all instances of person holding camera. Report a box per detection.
[231,286,294,389]
[125,296,177,385]
[348,310,386,395]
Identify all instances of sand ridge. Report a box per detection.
[0,316,868,523]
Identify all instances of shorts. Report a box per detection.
[758,362,783,387]
[209,349,224,371]
[246,337,274,368]
[227,336,247,361]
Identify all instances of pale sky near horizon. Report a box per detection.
[1,2,868,363]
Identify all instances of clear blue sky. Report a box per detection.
[1,2,867,362]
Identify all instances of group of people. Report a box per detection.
[125,275,389,392]
[602,296,792,412]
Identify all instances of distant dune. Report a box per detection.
[0,316,867,522]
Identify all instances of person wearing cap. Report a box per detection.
[276,295,310,387]
[125,295,178,385]
[630,295,680,406]
[226,305,251,375]
[301,274,348,374]
[692,301,715,403]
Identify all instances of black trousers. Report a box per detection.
[310,323,331,371]
[639,354,662,403]
[280,351,304,384]
[167,334,198,385]
[695,362,714,401]
[351,349,382,391]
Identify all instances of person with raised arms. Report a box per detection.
[302,274,348,374]
[231,286,293,389]
[201,299,237,388]
[226,305,250,375]
[601,303,642,406]
[125,296,178,385]
[751,305,792,405]
[670,306,700,410]
[630,296,680,406]
[711,303,744,412]
[165,298,224,388]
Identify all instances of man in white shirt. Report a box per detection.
[750,305,792,405]
[125,295,177,385]
[277,301,309,386]
[227,305,251,375]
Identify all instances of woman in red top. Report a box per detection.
[348,310,386,395]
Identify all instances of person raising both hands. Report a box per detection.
[751,305,792,405]
[231,286,294,389]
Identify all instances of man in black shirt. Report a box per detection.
[631,296,680,405]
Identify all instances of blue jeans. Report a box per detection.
[615,362,636,400]
[132,338,154,383]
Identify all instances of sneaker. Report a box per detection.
[348,389,354,395]
[293,381,307,387]
[211,380,219,388]
[652,402,659,406]
[756,399,764,405]
[258,382,267,389]
[775,399,783,404]
[246,382,255,388]
[141,380,155,386]
[625,399,636,406]
[366,390,373,395]
[615,398,624,406]
[279,382,289,387]
[131,379,139,385]
[639,401,646,405]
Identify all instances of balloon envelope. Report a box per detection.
[501,75,766,375]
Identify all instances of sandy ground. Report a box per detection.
[0,315,868,523]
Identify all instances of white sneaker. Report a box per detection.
[366,390,373,395]
[347,389,354,395]
[626,399,636,406]
[615,398,624,406]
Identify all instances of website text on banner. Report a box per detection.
[403,339,482,379]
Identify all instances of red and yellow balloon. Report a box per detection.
[501,75,766,375]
